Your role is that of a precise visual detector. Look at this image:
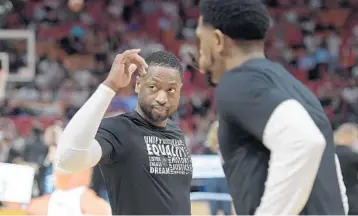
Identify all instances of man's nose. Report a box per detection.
[155,91,168,105]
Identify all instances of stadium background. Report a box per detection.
[0,0,358,215]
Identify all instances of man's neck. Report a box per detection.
[225,51,265,72]
[135,105,167,127]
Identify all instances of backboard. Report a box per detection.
[0,30,35,82]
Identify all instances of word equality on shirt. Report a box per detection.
[144,136,192,175]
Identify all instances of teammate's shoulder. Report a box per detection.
[233,58,284,76]
[218,67,271,92]
[223,62,267,81]
[81,188,97,198]
[26,194,51,215]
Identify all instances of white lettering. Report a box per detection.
[158,145,166,156]
[152,145,160,156]
[146,144,153,155]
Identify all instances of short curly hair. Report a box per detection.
[145,50,184,79]
[199,0,270,41]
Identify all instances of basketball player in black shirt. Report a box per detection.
[195,0,348,214]
[55,50,193,215]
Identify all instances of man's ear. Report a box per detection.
[135,76,141,93]
[213,29,225,54]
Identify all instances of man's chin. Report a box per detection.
[150,113,169,123]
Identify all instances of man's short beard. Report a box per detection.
[139,103,169,123]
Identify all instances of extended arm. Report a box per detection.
[55,84,115,173]
[56,49,147,173]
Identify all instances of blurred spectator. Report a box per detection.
[42,121,64,194]
[0,132,21,163]
[23,123,48,196]
[335,123,358,215]
[23,123,47,165]
[202,121,232,216]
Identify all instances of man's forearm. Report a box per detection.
[55,84,115,172]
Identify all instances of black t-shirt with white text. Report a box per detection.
[95,111,192,215]
[215,58,344,215]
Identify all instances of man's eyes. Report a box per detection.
[168,88,176,93]
[149,85,158,91]
[149,85,177,93]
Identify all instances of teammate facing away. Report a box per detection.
[55,50,193,215]
[195,0,348,214]
[26,168,111,216]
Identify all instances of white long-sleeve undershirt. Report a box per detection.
[255,99,327,215]
[55,84,115,173]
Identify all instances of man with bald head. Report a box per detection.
[26,168,111,216]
